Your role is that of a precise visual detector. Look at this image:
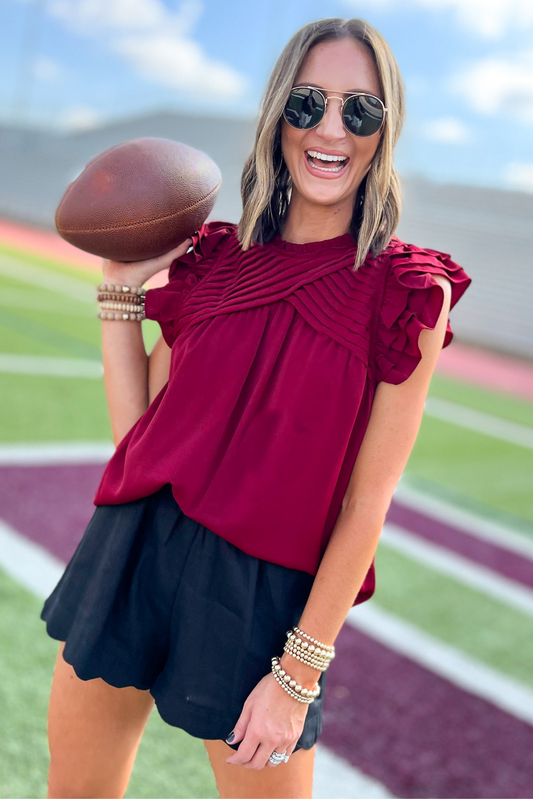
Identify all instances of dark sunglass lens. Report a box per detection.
[283,88,325,129]
[343,94,384,136]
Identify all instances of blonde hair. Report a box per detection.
[238,17,406,269]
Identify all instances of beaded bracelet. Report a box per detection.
[270,658,320,704]
[97,293,144,304]
[98,311,145,321]
[286,629,334,658]
[282,627,335,675]
[97,283,146,296]
[99,301,145,313]
[285,638,334,661]
[283,648,331,672]
[292,626,335,654]
[286,632,335,660]
[283,641,331,672]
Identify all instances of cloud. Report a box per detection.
[33,56,65,82]
[343,0,533,39]
[449,50,533,124]
[422,117,472,144]
[504,163,533,193]
[47,0,246,99]
[49,0,179,33]
[114,33,246,97]
[59,105,103,131]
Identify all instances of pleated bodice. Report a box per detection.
[94,221,471,606]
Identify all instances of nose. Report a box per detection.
[316,97,346,141]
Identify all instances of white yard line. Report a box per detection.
[314,746,393,798]
[394,478,533,561]
[0,441,114,465]
[0,519,393,799]
[0,353,103,378]
[0,518,64,599]
[347,603,533,728]
[424,396,533,450]
[380,522,533,617]
[0,253,95,303]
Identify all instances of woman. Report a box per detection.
[41,16,471,799]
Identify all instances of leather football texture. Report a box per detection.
[55,137,222,262]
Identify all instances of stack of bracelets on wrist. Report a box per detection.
[270,658,320,704]
[270,626,335,704]
[283,626,335,672]
[96,283,146,321]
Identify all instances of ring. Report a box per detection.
[268,750,290,765]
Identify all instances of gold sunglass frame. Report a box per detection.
[284,85,388,137]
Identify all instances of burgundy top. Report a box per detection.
[94,221,471,606]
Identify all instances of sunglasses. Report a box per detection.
[283,86,387,137]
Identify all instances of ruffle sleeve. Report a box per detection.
[144,220,235,348]
[374,238,472,384]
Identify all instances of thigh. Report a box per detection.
[203,739,315,799]
[47,642,155,799]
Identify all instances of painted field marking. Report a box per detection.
[0,518,64,599]
[424,396,533,449]
[0,521,392,799]
[381,522,533,617]
[0,441,114,465]
[0,353,103,378]
[394,479,533,561]
[313,746,393,798]
[347,602,533,728]
[0,253,95,303]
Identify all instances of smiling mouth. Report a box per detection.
[305,149,350,173]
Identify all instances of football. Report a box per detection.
[54,137,222,262]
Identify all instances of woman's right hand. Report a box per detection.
[101,237,193,287]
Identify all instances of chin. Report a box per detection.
[300,184,352,207]
[291,167,358,207]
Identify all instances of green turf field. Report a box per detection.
[1,243,533,797]
[374,545,533,684]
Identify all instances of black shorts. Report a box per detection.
[40,483,326,751]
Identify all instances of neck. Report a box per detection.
[280,190,355,244]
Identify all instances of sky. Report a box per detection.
[1,0,533,193]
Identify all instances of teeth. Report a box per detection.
[306,150,347,162]
[311,161,345,172]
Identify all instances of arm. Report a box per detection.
[292,275,452,654]
[148,335,173,404]
[100,239,191,447]
[226,274,452,769]
[101,319,149,448]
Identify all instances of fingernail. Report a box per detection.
[225,730,235,744]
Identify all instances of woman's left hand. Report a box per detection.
[225,672,310,770]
